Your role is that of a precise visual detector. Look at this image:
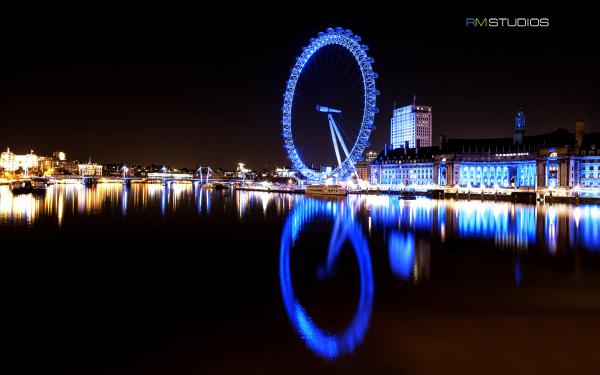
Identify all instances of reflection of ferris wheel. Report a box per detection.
[279,197,374,359]
[281,27,379,182]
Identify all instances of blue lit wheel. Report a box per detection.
[281,27,379,182]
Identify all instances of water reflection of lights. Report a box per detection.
[389,231,414,280]
[545,206,558,254]
[2,186,600,255]
[0,184,221,224]
[121,187,128,216]
[571,205,600,252]
[0,186,39,224]
[236,191,289,219]
[388,231,431,283]
[170,183,192,214]
[279,198,374,360]
[368,198,539,250]
[161,185,167,217]
[205,188,211,215]
[55,192,63,227]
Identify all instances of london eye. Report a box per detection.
[281,27,379,182]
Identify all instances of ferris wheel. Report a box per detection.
[281,27,379,182]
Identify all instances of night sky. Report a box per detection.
[1,9,598,169]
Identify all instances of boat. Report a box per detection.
[9,179,47,195]
[9,180,31,194]
[305,184,347,196]
[31,178,48,192]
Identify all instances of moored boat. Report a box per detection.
[9,179,47,195]
[305,184,347,196]
[9,180,32,194]
[31,178,48,192]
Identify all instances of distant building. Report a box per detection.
[103,163,125,177]
[0,148,39,172]
[37,156,54,174]
[391,101,432,149]
[365,150,378,163]
[79,161,103,177]
[130,165,146,177]
[274,167,296,178]
[355,150,378,182]
[53,151,67,162]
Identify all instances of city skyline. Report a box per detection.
[1,11,598,169]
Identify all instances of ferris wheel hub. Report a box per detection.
[316,105,342,114]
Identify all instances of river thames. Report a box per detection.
[2,183,600,373]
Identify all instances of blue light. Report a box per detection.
[389,231,415,280]
[121,187,128,216]
[572,205,600,252]
[516,111,526,129]
[457,161,535,188]
[161,185,167,217]
[279,198,374,360]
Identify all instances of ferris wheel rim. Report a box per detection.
[281,27,378,181]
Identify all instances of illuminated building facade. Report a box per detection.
[390,102,432,149]
[79,161,103,177]
[371,145,437,186]
[274,167,296,178]
[37,156,54,174]
[0,148,39,172]
[372,114,600,196]
[571,122,600,195]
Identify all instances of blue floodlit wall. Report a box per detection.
[457,161,535,188]
[376,162,435,185]
[371,150,600,195]
[578,157,600,188]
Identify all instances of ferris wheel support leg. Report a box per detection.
[328,116,343,167]
[329,115,350,159]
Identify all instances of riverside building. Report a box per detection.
[372,112,600,197]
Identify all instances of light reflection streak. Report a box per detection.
[121,187,128,216]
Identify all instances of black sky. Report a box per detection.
[1,8,598,169]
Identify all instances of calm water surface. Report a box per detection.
[2,183,600,374]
